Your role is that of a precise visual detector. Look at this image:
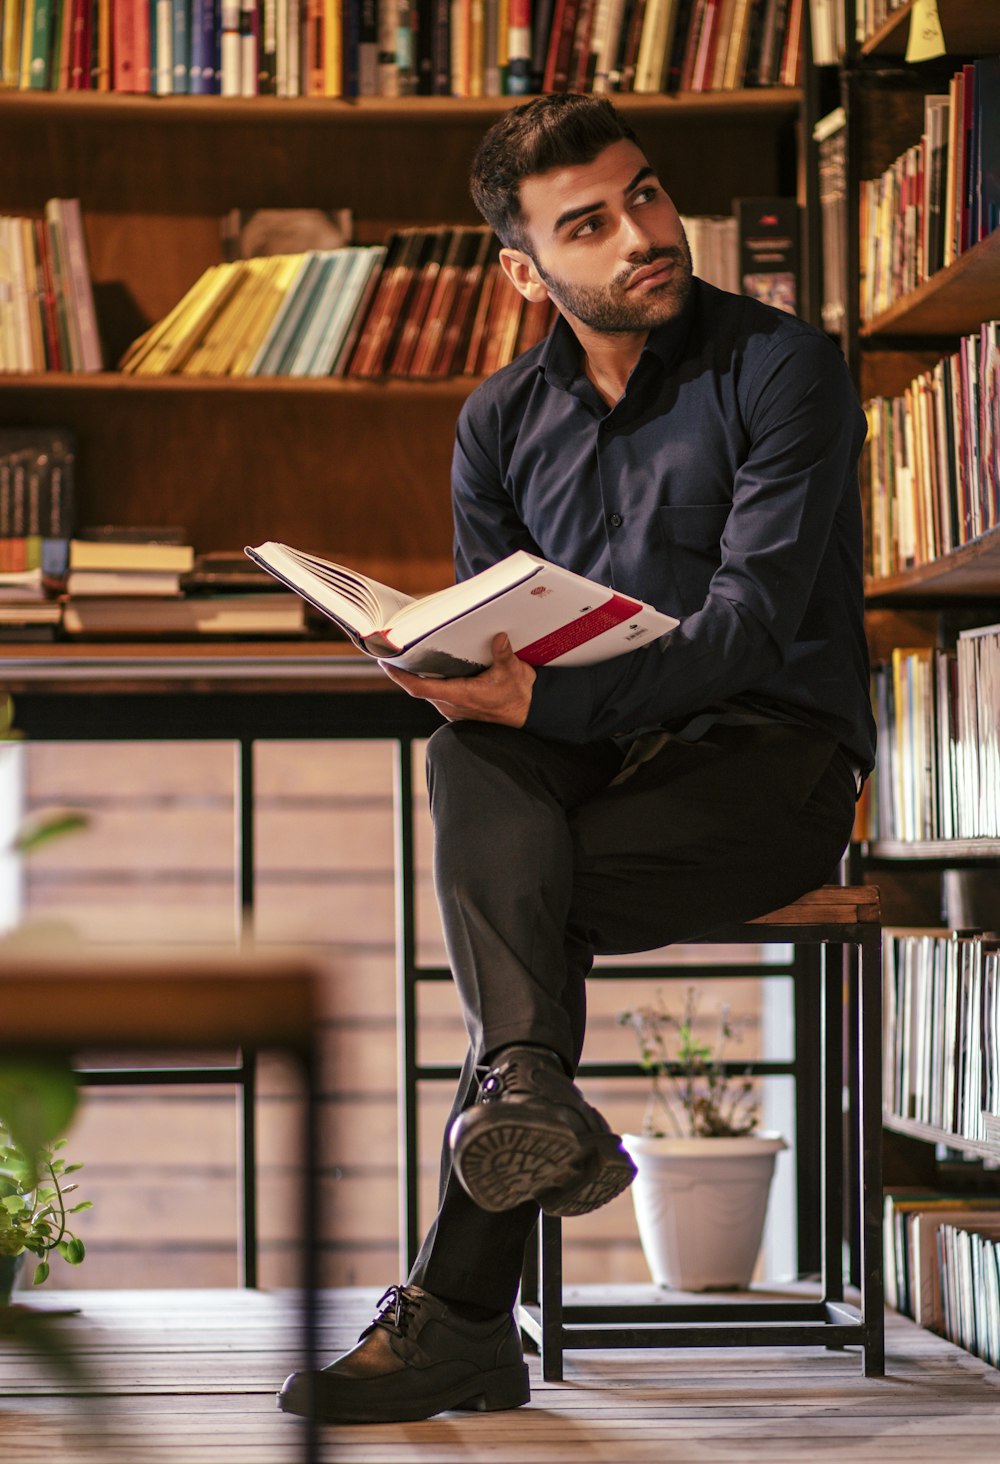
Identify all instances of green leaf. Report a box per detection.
[32,1261,49,1285]
[69,1201,93,1213]
[1,1195,26,1214]
[60,1237,85,1265]
[0,694,22,742]
[0,1060,79,1184]
[13,810,89,855]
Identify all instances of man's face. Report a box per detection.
[512,139,693,334]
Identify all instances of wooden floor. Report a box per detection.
[2,1286,999,1464]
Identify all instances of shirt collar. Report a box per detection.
[538,283,697,396]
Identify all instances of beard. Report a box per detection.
[532,234,694,334]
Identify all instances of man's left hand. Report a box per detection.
[379,633,536,727]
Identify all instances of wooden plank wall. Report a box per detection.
[17,738,775,1295]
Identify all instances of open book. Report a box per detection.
[244,543,677,677]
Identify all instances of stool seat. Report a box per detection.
[516,882,885,1380]
[747,884,881,926]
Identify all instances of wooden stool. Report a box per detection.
[0,948,327,1463]
[516,885,885,1379]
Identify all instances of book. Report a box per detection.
[735,196,799,316]
[68,536,195,571]
[244,542,678,675]
[61,590,308,636]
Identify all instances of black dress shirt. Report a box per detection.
[451,278,876,772]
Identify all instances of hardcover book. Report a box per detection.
[245,543,677,675]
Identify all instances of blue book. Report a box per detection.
[172,0,191,91]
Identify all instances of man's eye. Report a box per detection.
[572,217,602,239]
[633,186,659,205]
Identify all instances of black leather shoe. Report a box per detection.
[277,1283,529,1424]
[449,1045,637,1217]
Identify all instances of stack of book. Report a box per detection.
[120,228,559,379]
[865,322,1000,581]
[870,625,1000,844]
[860,58,1000,324]
[0,0,805,99]
[0,200,102,373]
[119,245,387,378]
[0,426,75,639]
[60,534,309,636]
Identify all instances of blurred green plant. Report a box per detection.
[617,985,760,1138]
[1,1062,90,1286]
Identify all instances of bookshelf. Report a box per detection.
[0,88,805,595]
[843,9,1000,1367]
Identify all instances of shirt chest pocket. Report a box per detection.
[658,503,732,615]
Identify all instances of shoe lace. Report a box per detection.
[370,1284,420,1338]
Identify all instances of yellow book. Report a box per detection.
[323,0,341,94]
[1,0,24,86]
[126,265,244,376]
[119,266,224,373]
[228,254,306,377]
[180,260,264,376]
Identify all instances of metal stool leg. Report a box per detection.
[859,924,885,1376]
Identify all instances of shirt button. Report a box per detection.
[608,513,623,527]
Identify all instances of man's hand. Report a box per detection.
[379,633,536,727]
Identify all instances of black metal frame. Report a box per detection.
[515,914,884,1380]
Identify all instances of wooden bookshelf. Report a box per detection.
[883,1113,1000,1163]
[0,88,807,577]
[850,17,1000,1364]
[865,525,1000,599]
[862,837,1000,862]
[859,0,1000,60]
[859,229,1000,339]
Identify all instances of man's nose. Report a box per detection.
[619,213,653,257]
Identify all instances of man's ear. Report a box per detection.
[499,247,550,305]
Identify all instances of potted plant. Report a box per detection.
[0,1124,91,1306]
[617,986,786,1291]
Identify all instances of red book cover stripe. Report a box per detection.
[516,593,641,665]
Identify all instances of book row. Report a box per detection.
[860,59,1000,325]
[118,229,560,378]
[870,626,1000,844]
[884,1190,1000,1368]
[0,0,805,99]
[0,200,103,373]
[883,930,1000,1146]
[864,321,1000,582]
[120,201,800,380]
[0,426,75,577]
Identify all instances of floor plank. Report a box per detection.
[1,1287,998,1464]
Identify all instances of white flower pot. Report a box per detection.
[622,1132,787,1291]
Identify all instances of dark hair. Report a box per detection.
[469,94,640,251]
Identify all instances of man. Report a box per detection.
[279,92,875,1425]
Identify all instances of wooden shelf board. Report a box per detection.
[884,1112,1000,1161]
[860,1,1000,59]
[0,371,479,397]
[862,837,1000,861]
[861,230,1000,338]
[0,88,803,126]
[865,526,1000,597]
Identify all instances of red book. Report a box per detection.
[542,0,580,92]
[431,231,493,377]
[113,0,136,90]
[69,0,92,89]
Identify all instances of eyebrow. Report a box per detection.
[551,166,656,236]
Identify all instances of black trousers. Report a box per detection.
[407,717,858,1313]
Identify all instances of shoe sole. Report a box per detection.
[276,1361,530,1424]
[452,1111,636,1216]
